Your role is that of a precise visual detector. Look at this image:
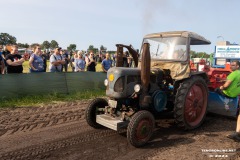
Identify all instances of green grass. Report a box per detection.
[0,90,105,108]
[23,61,103,73]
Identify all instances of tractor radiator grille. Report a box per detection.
[114,76,125,92]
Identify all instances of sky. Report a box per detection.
[0,0,239,53]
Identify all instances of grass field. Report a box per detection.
[0,90,105,108]
[23,60,103,73]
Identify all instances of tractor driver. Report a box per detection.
[217,60,240,141]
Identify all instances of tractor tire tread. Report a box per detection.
[174,76,208,130]
[85,98,108,129]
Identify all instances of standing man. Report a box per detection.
[101,52,112,72]
[60,49,69,72]
[217,60,240,141]
[5,45,25,74]
[49,47,65,72]
[41,50,48,72]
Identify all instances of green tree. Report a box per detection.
[190,50,197,58]
[30,43,40,48]
[100,45,107,51]
[24,43,29,48]
[0,33,17,45]
[190,50,210,58]
[87,45,98,54]
[41,40,51,50]
[67,44,77,52]
[17,43,23,48]
[50,40,59,49]
[108,50,116,55]
[197,52,210,58]
[88,45,94,51]
[17,43,29,48]
[204,53,210,58]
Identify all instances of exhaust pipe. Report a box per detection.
[116,44,123,67]
[140,43,151,108]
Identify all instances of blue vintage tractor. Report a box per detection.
[85,31,239,147]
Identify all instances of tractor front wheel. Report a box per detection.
[127,110,155,147]
[174,76,208,130]
[85,98,108,129]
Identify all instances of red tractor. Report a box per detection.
[197,55,239,117]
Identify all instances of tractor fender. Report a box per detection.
[189,72,209,84]
[173,72,209,95]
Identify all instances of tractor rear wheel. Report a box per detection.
[174,76,208,130]
[127,110,155,147]
[85,98,108,129]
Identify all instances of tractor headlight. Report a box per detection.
[134,84,141,93]
[108,73,114,82]
[104,79,108,86]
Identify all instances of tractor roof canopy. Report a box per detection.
[144,31,211,45]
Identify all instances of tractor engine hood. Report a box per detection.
[108,67,141,77]
[106,67,141,99]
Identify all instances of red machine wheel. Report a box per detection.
[174,76,208,130]
[127,110,155,147]
[85,98,107,129]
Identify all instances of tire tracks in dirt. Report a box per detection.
[0,101,239,160]
[0,100,130,160]
[0,127,119,160]
[0,101,88,137]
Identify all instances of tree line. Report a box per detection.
[190,50,211,58]
[0,33,109,53]
[0,32,210,57]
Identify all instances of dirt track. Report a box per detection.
[0,100,239,160]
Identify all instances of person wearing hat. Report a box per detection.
[49,47,65,72]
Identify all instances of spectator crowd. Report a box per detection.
[0,44,135,75]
